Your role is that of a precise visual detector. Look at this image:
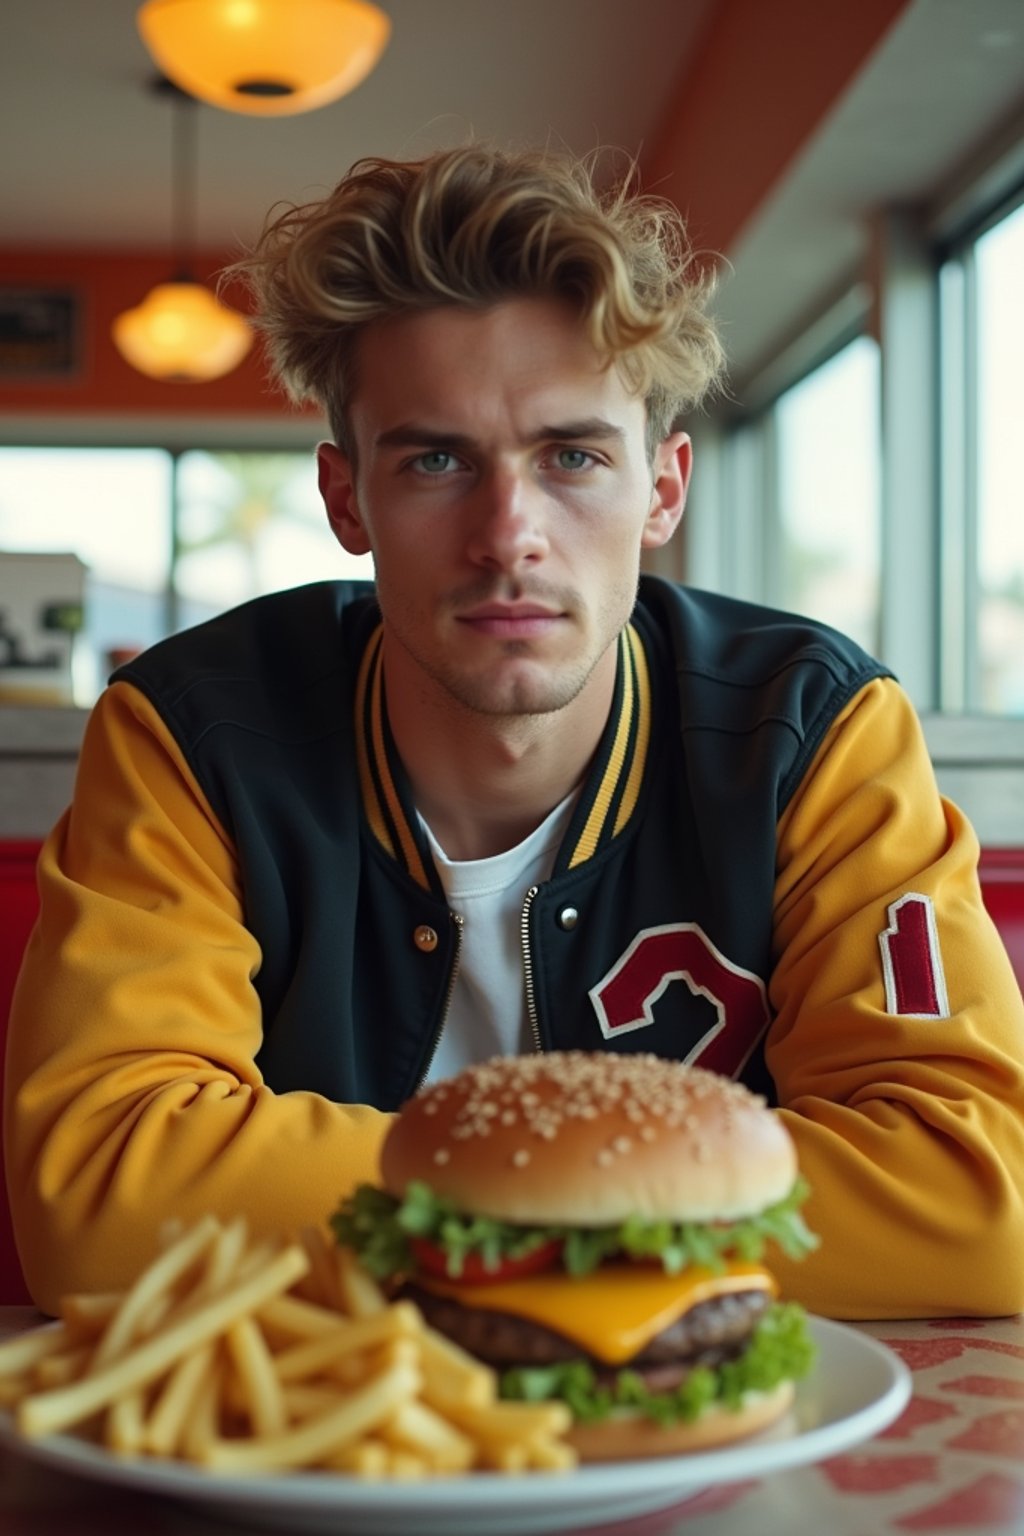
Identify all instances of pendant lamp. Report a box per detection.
[112,82,253,383]
[136,0,391,117]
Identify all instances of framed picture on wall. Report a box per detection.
[0,288,80,379]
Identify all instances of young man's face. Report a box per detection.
[318,296,691,721]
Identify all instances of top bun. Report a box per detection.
[380,1052,797,1225]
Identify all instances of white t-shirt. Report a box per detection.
[420,791,578,1083]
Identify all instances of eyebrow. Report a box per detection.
[374,418,627,452]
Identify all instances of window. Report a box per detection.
[0,448,173,701]
[703,185,1024,722]
[938,195,1024,715]
[0,446,372,704]
[975,201,1024,713]
[692,330,883,657]
[173,451,367,630]
[773,337,881,654]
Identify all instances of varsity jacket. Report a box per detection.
[7,576,1024,1318]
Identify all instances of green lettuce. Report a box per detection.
[330,1177,818,1280]
[500,1301,817,1423]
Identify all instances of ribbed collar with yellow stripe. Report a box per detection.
[354,622,654,897]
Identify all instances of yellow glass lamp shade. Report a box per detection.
[112,281,253,382]
[137,0,391,116]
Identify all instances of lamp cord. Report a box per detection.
[171,90,198,282]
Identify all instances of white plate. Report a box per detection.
[0,1316,910,1536]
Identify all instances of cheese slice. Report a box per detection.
[416,1261,777,1365]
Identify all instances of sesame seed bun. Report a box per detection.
[380,1052,798,1225]
[564,1381,796,1462]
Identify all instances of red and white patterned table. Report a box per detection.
[3,1308,1024,1535]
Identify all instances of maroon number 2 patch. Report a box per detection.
[588,923,770,1076]
[878,893,950,1017]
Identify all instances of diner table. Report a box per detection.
[4,1305,1024,1536]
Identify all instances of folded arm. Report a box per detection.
[4,681,391,1313]
[767,678,1024,1318]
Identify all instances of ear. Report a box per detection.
[641,432,693,550]
[317,441,373,557]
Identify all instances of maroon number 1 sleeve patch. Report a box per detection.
[878,893,950,1018]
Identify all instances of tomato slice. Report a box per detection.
[409,1236,563,1284]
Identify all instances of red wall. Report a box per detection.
[642,0,911,255]
[0,247,302,423]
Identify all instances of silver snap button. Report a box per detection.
[414,925,438,952]
[557,906,579,930]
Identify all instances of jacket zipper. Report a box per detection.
[416,911,464,1089]
[521,884,542,1052]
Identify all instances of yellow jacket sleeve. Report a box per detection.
[4,681,391,1314]
[767,677,1024,1319]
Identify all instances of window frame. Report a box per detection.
[935,180,1024,714]
[691,144,1024,723]
[685,284,878,620]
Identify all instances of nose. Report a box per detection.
[464,464,549,572]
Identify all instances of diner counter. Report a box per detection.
[2,704,1024,843]
[3,1306,1024,1535]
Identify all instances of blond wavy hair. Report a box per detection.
[231,144,726,455]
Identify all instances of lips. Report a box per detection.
[458,603,563,639]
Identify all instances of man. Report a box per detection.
[6,146,1024,1317]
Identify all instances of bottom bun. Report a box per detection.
[565,1380,796,1463]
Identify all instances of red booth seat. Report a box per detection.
[978,848,1024,998]
[1,840,41,1304]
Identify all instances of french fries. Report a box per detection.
[0,1217,576,1478]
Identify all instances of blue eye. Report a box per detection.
[415,451,457,474]
[556,448,591,471]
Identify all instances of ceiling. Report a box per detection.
[2,0,1023,399]
[0,0,715,250]
[721,0,1024,389]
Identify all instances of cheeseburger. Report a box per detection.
[332,1051,818,1461]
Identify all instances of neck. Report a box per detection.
[384,649,618,863]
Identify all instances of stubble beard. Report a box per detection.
[383,610,595,719]
[382,579,636,722]
[422,645,596,719]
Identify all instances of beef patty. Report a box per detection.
[401,1282,772,1374]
